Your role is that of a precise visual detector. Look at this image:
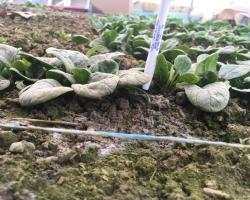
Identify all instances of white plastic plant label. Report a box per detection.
[143,0,172,90]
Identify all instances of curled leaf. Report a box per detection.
[10,67,38,82]
[46,48,89,72]
[231,87,250,93]
[118,70,150,87]
[72,73,119,99]
[0,44,19,68]
[19,52,58,70]
[19,79,73,106]
[185,82,230,112]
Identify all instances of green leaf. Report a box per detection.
[132,39,150,48]
[162,49,185,63]
[72,35,89,45]
[204,71,218,84]
[46,69,76,85]
[9,68,38,82]
[72,68,91,84]
[195,53,218,75]
[155,54,172,85]
[177,73,200,84]
[12,59,31,72]
[19,52,56,70]
[86,45,105,57]
[174,55,192,75]
[90,59,119,74]
[102,30,118,47]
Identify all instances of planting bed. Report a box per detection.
[0,5,250,200]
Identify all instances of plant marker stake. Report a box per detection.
[143,0,172,90]
[0,123,250,149]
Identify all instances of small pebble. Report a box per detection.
[9,141,35,154]
[175,91,188,106]
[203,188,231,200]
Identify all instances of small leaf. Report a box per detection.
[9,68,38,82]
[46,69,76,85]
[72,68,91,84]
[174,55,192,75]
[0,44,19,68]
[19,52,56,70]
[155,54,172,85]
[162,49,185,63]
[177,73,200,84]
[90,59,119,74]
[185,82,230,112]
[72,35,89,45]
[19,79,73,106]
[12,59,31,72]
[102,30,118,47]
[204,71,218,84]
[86,45,105,57]
[195,53,218,75]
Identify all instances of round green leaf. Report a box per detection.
[72,68,91,84]
[174,55,192,75]
[72,35,89,45]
